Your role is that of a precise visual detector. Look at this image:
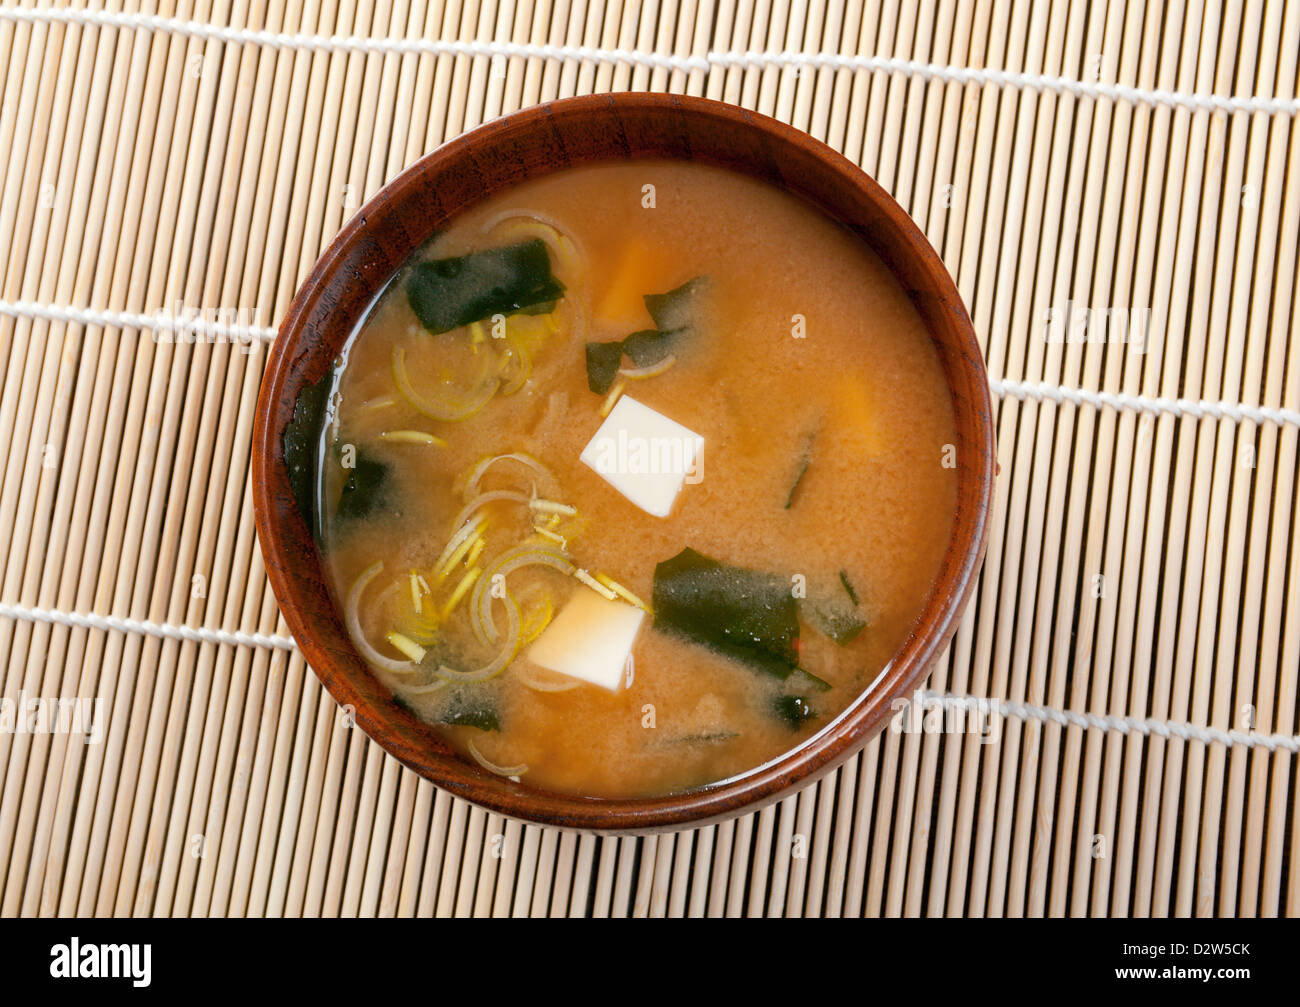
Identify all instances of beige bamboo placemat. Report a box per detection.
[0,0,1297,918]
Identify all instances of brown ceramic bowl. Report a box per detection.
[253,92,993,833]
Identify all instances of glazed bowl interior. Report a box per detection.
[253,93,993,832]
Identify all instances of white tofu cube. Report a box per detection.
[526,588,645,691]
[579,395,704,518]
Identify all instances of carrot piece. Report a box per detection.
[595,240,674,327]
[833,375,887,456]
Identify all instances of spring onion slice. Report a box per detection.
[498,337,531,395]
[599,378,625,417]
[532,525,567,548]
[528,497,577,517]
[431,512,488,576]
[435,527,484,583]
[466,737,529,777]
[380,429,448,446]
[470,545,575,646]
[386,632,427,663]
[574,567,618,600]
[594,572,650,612]
[402,614,442,648]
[462,452,556,501]
[397,666,452,696]
[358,394,398,412]
[618,355,677,379]
[435,593,522,683]
[514,665,581,693]
[447,490,530,543]
[439,566,482,619]
[392,345,498,422]
[345,562,418,674]
[514,583,554,645]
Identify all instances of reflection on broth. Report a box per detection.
[299,161,958,798]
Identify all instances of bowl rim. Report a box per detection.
[253,91,993,833]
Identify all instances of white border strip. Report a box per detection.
[1,7,1297,117]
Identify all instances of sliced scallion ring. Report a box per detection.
[466,737,529,777]
[345,562,418,674]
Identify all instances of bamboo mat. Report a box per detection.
[0,0,1297,919]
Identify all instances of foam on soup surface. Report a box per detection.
[310,161,958,798]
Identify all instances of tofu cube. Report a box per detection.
[579,395,703,518]
[526,588,645,692]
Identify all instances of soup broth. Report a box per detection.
[311,161,958,798]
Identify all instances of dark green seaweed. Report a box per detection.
[620,328,680,368]
[585,341,625,394]
[644,276,709,333]
[432,686,501,732]
[773,694,815,729]
[784,429,819,509]
[334,448,390,524]
[806,572,868,646]
[406,239,565,334]
[785,456,811,509]
[583,276,709,393]
[651,730,740,749]
[805,600,867,646]
[651,547,800,680]
[839,569,860,606]
[791,667,833,693]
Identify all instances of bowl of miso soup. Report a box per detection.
[254,93,993,831]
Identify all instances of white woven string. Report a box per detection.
[0,601,297,651]
[0,603,1292,753]
[4,300,1295,429]
[1,6,1297,117]
[990,376,1300,429]
[922,691,1300,755]
[0,299,277,343]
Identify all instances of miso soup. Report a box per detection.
[304,161,958,798]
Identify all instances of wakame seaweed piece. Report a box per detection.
[430,685,501,732]
[773,694,815,729]
[438,699,500,732]
[791,667,833,693]
[785,432,816,509]
[839,569,860,606]
[583,329,669,393]
[651,730,741,749]
[652,547,800,679]
[785,455,811,509]
[585,340,625,394]
[282,367,334,538]
[334,448,390,523]
[804,596,867,646]
[644,276,709,333]
[406,238,565,334]
[620,328,680,368]
[580,276,710,394]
